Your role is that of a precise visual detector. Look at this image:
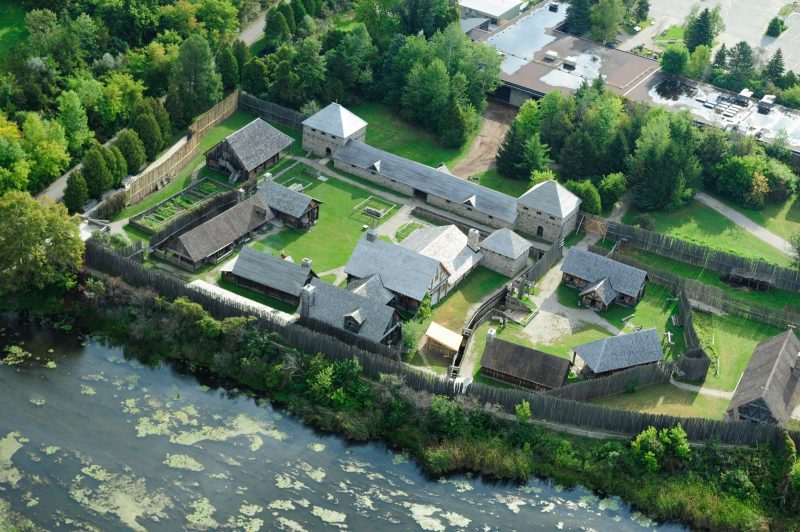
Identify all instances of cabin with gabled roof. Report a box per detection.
[205,118,294,181]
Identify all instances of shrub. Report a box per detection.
[115,130,147,174]
[515,400,532,423]
[565,179,602,214]
[766,17,787,37]
[763,158,798,201]
[721,469,756,500]
[427,395,466,439]
[598,172,627,208]
[95,190,127,220]
[631,213,654,230]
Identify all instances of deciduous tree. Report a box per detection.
[57,90,92,157]
[590,0,625,44]
[20,113,70,193]
[660,44,689,76]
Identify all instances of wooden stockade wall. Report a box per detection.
[84,241,800,447]
[239,92,306,131]
[546,362,674,401]
[588,214,800,292]
[522,240,563,283]
[127,91,240,204]
[297,315,401,361]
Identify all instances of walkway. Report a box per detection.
[239,10,268,46]
[37,132,120,203]
[695,192,792,256]
[669,376,734,400]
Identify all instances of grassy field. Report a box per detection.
[431,267,507,331]
[622,201,794,267]
[654,24,685,45]
[474,168,532,197]
[115,111,257,220]
[692,312,784,391]
[395,222,423,242]
[217,276,297,314]
[0,0,26,65]
[251,165,398,272]
[592,383,730,419]
[469,321,534,387]
[710,192,800,242]
[532,321,613,360]
[350,102,472,168]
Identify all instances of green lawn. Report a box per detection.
[592,383,730,420]
[622,201,794,267]
[709,192,800,242]
[0,0,26,65]
[251,165,398,272]
[473,168,532,198]
[606,244,800,315]
[654,24,685,45]
[532,321,613,360]
[114,111,257,220]
[692,312,784,392]
[431,267,508,330]
[395,222,423,242]
[556,283,584,309]
[248,34,267,57]
[217,276,297,314]
[350,102,472,168]
[470,321,534,387]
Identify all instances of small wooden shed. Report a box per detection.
[424,322,462,358]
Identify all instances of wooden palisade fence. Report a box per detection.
[546,362,674,401]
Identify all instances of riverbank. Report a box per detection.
[8,277,800,531]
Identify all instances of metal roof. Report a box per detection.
[222,118,294,172]
[400,225,482,286]
[225,247,312,297]
[517,180,581,219]
[345,232,442,301]
[305,278,396,343]
[561,248,647,299]
[573,328,663,374]
[727,330,800,426]
[425,322,463,352]
[479,228,532,259]
[459,17,489,33]
[333,140,520,224]
[481,336,571,389]
[301,103,368,138]
[258,180,316,219]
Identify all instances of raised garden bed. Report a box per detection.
[129,178,231,234]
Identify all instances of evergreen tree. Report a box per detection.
[438,98,469,148]
[217,45,240,91]
[63,171,88,214]
[565,0,592,35]
[232,40,249,76]
[712,43,728,68]
[290,0,308,28]
[634,0,649,22]
[727,41,756,88]
[565,179,602,214]
[169,34,222,119]
[265,10,292,49]
[684,8,714,51]
[115,130,147,174]
[278,2,297,34]
[132,113,163,161]
[82,146,113,199]
[101,146,123,188]
[148,98,172,142]
[108,145,128,185]
[764,49,785,84]
[524,133,551,174]
[766,16,785,37]
[496,122,529,179]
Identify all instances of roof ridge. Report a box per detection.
[763,331,793,394]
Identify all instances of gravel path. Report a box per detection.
[239,11,268,46]
[694,192,792,256]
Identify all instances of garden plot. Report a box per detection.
[351,196,397,224]
[130,179,229,233]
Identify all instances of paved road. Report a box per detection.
[37,133,120,203]
[240,10,267,46]
[694,192,792,256]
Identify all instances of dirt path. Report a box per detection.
[694,192,792,256]
[450,101,516,179]
[668,376,734,400]
[239,11,268,46]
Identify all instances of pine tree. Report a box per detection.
[290,0,308,28]
[524,133,551,173]
[115,130,147,174]
[108,145,128,185]
[766,17,785,37]
[764,49,785,84]
[147,98,172,142]
[82,146,113,199]
[565,0,592,35]
[265,10,291,49]
[132,113,163,161]
[232,40,249,76]
[63,171,88,214]
[712,43,728,68]
[728,41,755,88]
[634,0,649,22]
[101,147,124,188]
[438,98,469,148]
[685,8,714,51]
[278,2,297,34]
[496,122,529,179]
[217,45,240,91]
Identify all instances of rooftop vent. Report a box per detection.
[545,50,559,62]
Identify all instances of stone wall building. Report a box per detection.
[301,103,367,157]
[476,228,532,277]
[516,180,581,241]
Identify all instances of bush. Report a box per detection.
[721,469,756,500]
[115,130,147,175]
[766,17,787,37]
[427,396,466,439]
[598,172,627,209]
[565,179,602,214]
[95,190,127,220]
[763,158,798,201]
[631,213,654,230]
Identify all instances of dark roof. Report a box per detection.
[517,180,581,219]
[258,180,316,219]
[345,274,395,305]
[727,330,800,426]
[227,247,311,297]
[579,277,618,306]
[221,118,294,172]
[333,140,519,224]
[479,228,531,259]
[345,232,442,301]
[573,328,663,374]
[175,195,272,263]
[482,336,571,389]
[561,248,648,299]
[305,278,396,343]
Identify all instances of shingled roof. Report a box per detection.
[175,195,272,263]
[482,336,571,389]
[400,225,482,286]
[518,180,581,219]
[302,103,367,138]
[345,232,442,301]
[223,247,312,298]
[304,278,396,343]
[727,330,800,426]
[258,180,317,218]
[573,328,663,374]
[479,228,532,259]
[579,277,618,306]
[561,248,648,299]
[333,140,519,224]
[346,274,395,305]
[219,118,294,172]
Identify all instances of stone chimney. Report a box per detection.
[487,328,496,345]
[366,228,378,242]
[263,172,273,185]
[299,284,315,317]
[468,228,480,252]
[301,258,312,270]
[236,188,245,202]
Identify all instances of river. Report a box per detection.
[0,317,685,531]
